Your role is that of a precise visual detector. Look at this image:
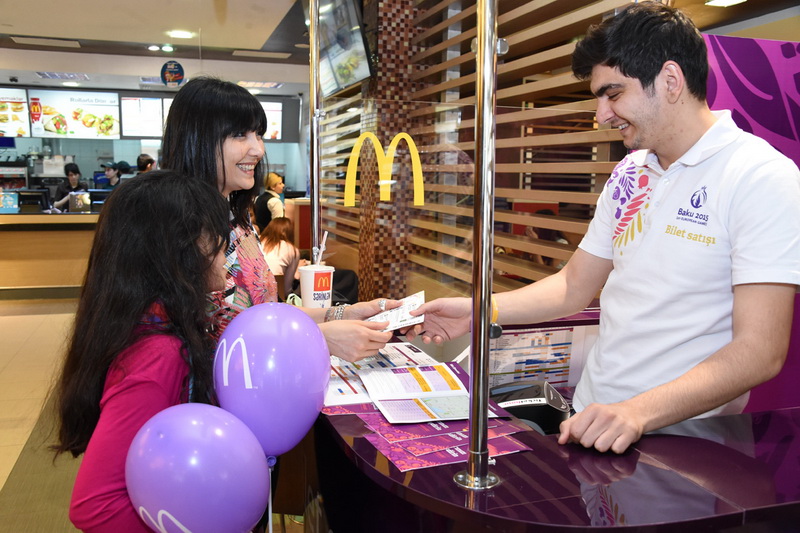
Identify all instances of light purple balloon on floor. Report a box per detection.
[125,403,269,533]
[214,302,330,457]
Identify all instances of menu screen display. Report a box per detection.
[0,88,30,137]
[121,97,163,138]
[28,90,120,139]
[261,101,283,140]
[317,0,371,96]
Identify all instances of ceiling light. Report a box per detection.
[161,44,174,52]
[36,72,90,81]
[319,4,332,13]
[232,50,291,59]
[704,0,747,6]
[62,82,80,87]
[237,81,285,89]
[11,36,80,48]
[166,30,195,39]
[295,43,310,49]
[247,89,261,95]
[148,45,160,51]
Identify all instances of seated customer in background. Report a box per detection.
[52,171,230,532]
[53,163,88,211]
[260,217,300,301]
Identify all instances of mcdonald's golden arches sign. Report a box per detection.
[344,132,425,207]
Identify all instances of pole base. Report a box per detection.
[453,470,501,490]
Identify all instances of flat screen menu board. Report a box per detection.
[261,101,283,140]
[0,88,30,137]
[302,0,372,96]
[29,90,120,139]
[320,0,372,96]
[121,97,163,138]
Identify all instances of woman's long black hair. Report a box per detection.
[160,76,268,228]
[53,171,230,457]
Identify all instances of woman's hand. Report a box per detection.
[320,320,393,362]
[403,297,471,344]
[344,298,401,321]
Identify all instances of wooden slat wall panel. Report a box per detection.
[315,1,629,298]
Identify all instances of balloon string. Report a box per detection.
[268,464,273,533]
[266,456,276,533]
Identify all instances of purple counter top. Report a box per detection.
[317,407,800,531]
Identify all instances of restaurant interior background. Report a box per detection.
[0,0,797,196]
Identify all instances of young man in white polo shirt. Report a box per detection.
[407,2,800,454]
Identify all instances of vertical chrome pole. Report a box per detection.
[308,0,323,261]
[454,0,500,491]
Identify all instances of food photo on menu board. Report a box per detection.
[28,89,120,139]
[260,101,283,140]
[0,88,31,137]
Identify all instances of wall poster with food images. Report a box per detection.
[0,88,31,137]
[260,101,283,140]
[28,89,120,139]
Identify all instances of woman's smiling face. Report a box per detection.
[216,130,265,197]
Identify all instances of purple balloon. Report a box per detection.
[213,302,330,457]
[125,403,269,533]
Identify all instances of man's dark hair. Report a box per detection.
[136,153,155,172]
[64,162,81,176]
[572,2,708,101]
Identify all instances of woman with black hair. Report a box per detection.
[53,171,231,532]
[161,77,396,362]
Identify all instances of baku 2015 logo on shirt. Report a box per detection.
[690,186,707,208]
[676,186,710,226]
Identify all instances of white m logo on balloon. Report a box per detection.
[215,335,253,389]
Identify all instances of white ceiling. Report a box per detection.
[0,0,310,95]
[0,0,797,96]
[2,0,296,51]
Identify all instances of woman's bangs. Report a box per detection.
[224,96,267,137]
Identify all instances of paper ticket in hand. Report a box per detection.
[367,291,425,332]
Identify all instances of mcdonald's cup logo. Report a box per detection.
[314,271,332,291]
[344,132,425,207]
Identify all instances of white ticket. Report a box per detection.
[366,291,425,332]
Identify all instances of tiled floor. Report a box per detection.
[0,299,76,491]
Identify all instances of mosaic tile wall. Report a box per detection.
[356,0,421,301]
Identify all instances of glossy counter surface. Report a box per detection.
[317,407,800,531]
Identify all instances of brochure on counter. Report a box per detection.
[363,432,530,472]
[325,342,439,407]
[355,411,532,472]
[358,362,497,424]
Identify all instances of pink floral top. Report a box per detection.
[207,222,278,340]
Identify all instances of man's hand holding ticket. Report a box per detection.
[366,291,425,332]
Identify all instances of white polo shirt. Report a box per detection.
[574,110,800,417]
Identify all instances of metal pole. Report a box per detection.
[454,0,500,491]
[308,0,323,262]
